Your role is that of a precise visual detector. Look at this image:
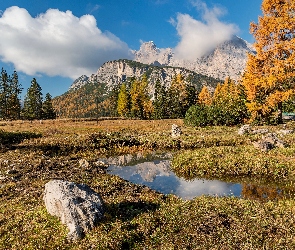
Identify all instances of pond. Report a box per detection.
[103,152,293,201]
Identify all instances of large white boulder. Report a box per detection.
[43,180,104,241]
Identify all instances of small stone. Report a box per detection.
[79,159,89,169]
[238,125,251,135]
[6,169,18,175]
[171,124,182,138]
[278,129,294,135]
[253,141,274,152]
[251,129,269,134]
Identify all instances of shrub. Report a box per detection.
[184,104,209,127]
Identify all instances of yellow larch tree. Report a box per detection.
[242,0,295,123]
[198,86,212,106]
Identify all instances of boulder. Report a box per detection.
[43,180,104,241]
[172,124,182,137]
[238,125,251,135]
[253,133,287,152]
[262,133,287,148]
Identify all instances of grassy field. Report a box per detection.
[1,119,295,249]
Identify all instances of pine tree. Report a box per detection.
[7,70,22,120]
[153,80,167,119]
[242,0,295,124]
[22,78,43,120]
[0,68,9,119]
[117,83,130,117]
[42,93,56,119]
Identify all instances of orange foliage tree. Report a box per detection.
[242,0,295,123]
[198,86,212,106]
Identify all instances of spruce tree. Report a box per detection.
[0,68,9,119]
[7,71,22,120]
[42,93,56,119]
[22,78,43,120]
[153,80,167,119]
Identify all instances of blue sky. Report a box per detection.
[0,0,262,98]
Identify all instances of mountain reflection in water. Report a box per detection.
[104,153,295,201]
[105,153,241,200]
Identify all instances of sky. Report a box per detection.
[0,0,262,98]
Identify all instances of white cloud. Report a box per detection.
[0,6,132,79]
[174,1,239,60]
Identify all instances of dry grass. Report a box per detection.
[1,119,295,249]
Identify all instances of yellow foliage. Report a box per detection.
[198,86,212,106]
[242,0,295,122]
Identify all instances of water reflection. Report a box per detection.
[104,153,295,201]
[105,153,241,200]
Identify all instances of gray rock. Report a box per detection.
[238,125,252,135]
[251,129,269,134]
[253,133,287,152]
[43,180,104,241]
[278,129,294,135]
[263,133,287,148]
[253,141,274,152]
[172,124,182,137]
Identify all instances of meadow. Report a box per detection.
[1,119,295,249]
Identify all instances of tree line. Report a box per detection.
[115,74,197,119]
[0,68,56,120]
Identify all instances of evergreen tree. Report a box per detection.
[42,93,56,119]
[153,80,167,119]
[22,78,43,120]
[7,70,22,120]
[0,68,9,119]
[242,0,295,124]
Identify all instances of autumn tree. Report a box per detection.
[117,82,130,117]
[130,75,153,119]
[22,78,43,120]
[242,0,295,124]
[198,86,212,106]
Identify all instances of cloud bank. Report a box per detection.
[173,1,239,60]
[0,6,131,79]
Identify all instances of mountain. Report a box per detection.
[133,36,255,80]
[68,59,220,93]
[53,60,220,118]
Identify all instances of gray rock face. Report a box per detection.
[172,124,182,138]
[133,36,255,81]
[43,180,104,241]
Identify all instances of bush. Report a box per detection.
[184,104,209,127]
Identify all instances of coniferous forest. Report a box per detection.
[0,68,56,120]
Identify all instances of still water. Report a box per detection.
[104,152,241,200]
[103,152,292,201]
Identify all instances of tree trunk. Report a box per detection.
[277,102,283,124]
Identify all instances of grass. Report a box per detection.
[1,119,295,249]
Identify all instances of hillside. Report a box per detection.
[53,60,220,118]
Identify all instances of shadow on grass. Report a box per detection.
[0,130,42,145]
[106,200,160,222]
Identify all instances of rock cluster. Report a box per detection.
[252,133,287,152]
[43,180,104,241]
[171,124,182,138]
